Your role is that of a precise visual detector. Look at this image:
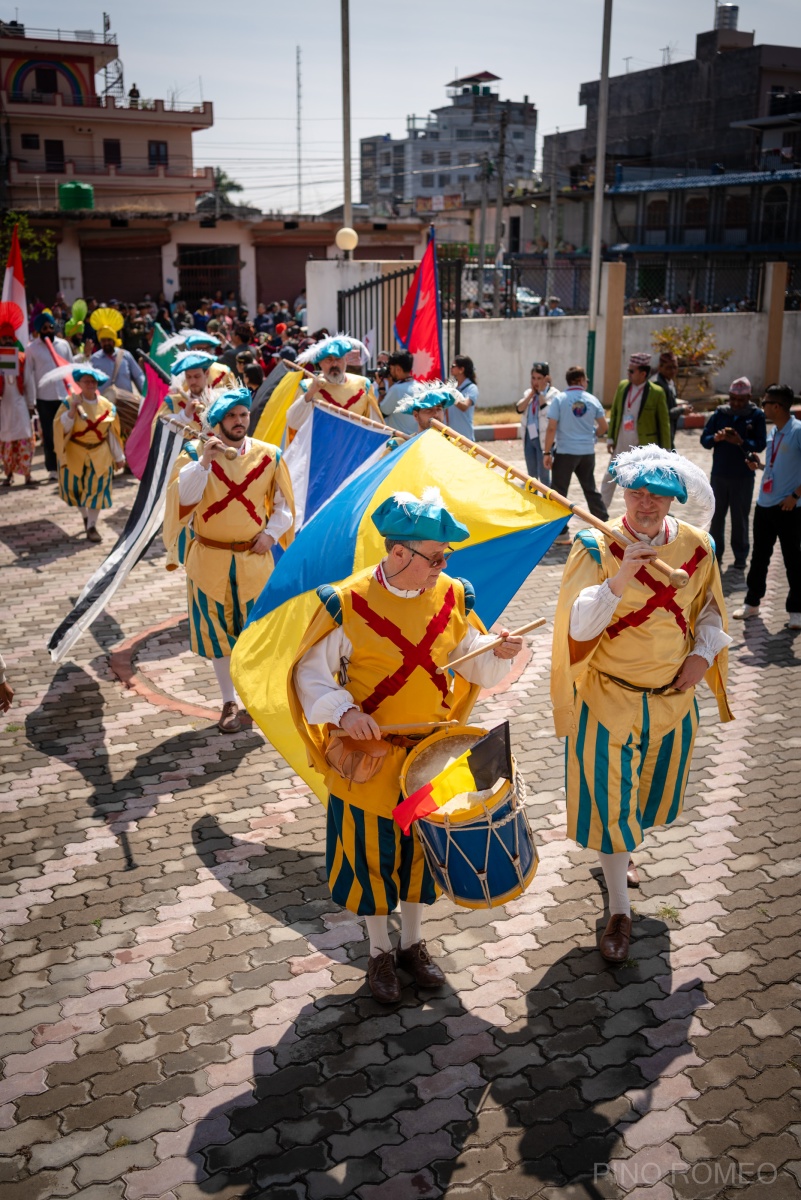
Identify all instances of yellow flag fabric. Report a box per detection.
[253,368,302,446]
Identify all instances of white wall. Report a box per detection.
[56,228,83,303]
[306,260,383,333]
[160,222,256,312]
[453,311,799,409]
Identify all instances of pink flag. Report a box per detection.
[2,226,29,347]
[125,361,168,479]
[393,229,443,381]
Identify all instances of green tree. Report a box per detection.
[211,168,244,206]
[0,211,56,264]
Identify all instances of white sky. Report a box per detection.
[29,0,800,214]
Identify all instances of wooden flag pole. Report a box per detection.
[438,617,547,674]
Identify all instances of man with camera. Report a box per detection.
[700,376,766,571]
[378,350,423,436]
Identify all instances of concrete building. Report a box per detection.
[361,72,537,216]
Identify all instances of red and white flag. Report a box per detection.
[2,225,28,348]
[393,229,443,381]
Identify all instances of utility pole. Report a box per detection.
[586,0,613,391]
[546,129,558,305]
[624,56,632,73]
[492,101,509,317]
[296,45,302,214]
[476,156,490,311]
[340,0,353,252]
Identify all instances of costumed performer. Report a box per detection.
[24,310,73,483]
[285,333,381,440]
[0,302,38,487]
[158,351,217,433]
[158,331,235,389]
[396,379,458,433]
[550,444,733,963]
[164,388,295,733]
[290,488,523,1004]
[53,365,125,543]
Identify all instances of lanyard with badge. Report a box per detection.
[527,388,542,438]
[624,383,643,433]
[762,430,784,494]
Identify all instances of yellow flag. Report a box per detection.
[253,368,302,446]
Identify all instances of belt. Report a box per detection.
[596,670,676,696]
[194,532,257,552]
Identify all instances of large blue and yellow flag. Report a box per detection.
[231,428,569,799]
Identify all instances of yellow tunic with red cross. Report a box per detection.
[288,567,486,819]
[53,397,121,510]
[551,518,733,852]
[163,438,294,659]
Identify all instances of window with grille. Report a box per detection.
[148,140,169,167]
[103,139,122,167]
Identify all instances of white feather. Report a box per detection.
[421,486,444,506]
[613,443,715,530]
[37,365,76,388]
[156,333,189,357]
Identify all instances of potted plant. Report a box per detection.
[651,320,733,403]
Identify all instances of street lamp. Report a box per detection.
[336,227,359,257]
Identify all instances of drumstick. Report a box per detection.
[378,720,460,733]
[430,421,690,589]
[437,617,547,674]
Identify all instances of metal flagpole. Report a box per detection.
[296,46,302,214]
[586,0,613,391]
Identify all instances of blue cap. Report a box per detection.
[184,332,221,350]
[170,351,216,376]
[397,382,458,415]
[205,388,252,428]
[371,487,469,543]
[72,365,110,385]
[610,450,688,502]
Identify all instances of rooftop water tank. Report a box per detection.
[58,182,94,210]
[715,3,739,30]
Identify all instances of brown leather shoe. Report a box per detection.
[86,526,102,543]
[626,858,640,888]
[218,701,242,733]
[396,940,445,988]
[366,949,401,1004]
[599,913,632,964]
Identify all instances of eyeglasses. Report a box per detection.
[405,546,453,568]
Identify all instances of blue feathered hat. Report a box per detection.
[170,351,216,376]
[72,365,110,385]
[610,444,714,527]
[205,388,252,428]
[371,486,469,543]
[396,379,458,414]
[296,332,368,366]
[184,331,221,350]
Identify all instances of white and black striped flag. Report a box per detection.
[46,417,186,663]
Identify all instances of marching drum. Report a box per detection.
[400,726,538,909]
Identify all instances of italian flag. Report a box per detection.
[2,225,28,349]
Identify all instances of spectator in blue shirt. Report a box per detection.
[734,384,801,629]
[448,355,478,440]
[546,296,565,317]
[543,365,609,530]
[700,376,767,570]
[379,350,423,436]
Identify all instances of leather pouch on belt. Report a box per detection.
[324,729,390,788]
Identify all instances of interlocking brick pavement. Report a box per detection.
[1,435,800,1199]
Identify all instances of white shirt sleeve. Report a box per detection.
[177,458,211,506]
[692,593,732,665]
[569,580,622,640]
[264,478,293,541]
[59,408,74,431]
[448,626,513,687]
[293,627,358,727]
[108,429,124,462]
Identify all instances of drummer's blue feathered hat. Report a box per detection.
[610,444,715,527]
[397,379,458,414]
[296,332,368,366]
[205,388,252,428]
[372,486,469,543]
[72,365,110,385]
[170,351,216,376]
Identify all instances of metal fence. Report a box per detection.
[337,259,462,369]
[617,255,801,313]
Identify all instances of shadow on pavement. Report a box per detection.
[187,815,705,1198]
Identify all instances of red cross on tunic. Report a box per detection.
[350,586,457,713]
[71,410,109,445]
[202,453,272,525]
[319,385,365,411]
[606,542,708,639]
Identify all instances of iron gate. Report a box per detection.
[337,258,462,371]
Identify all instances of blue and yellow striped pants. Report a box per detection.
[566,694,699,853]
[187,558,254,659]
[327,794,437,916]
[59,461,113,510]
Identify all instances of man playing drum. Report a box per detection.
[551,445,733,963]
[290,488,523,1003]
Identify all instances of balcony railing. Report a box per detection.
[12,159,213,183]
[5,90,210,115]
[0,24,117,44]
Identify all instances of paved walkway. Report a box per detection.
[1,434,800,1200]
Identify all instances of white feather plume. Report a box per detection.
[156,333,190,357]
[296,332,369,366]
[613,443,715,530]
[37,365,76,388]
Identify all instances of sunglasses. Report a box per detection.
[406,546,453,568]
